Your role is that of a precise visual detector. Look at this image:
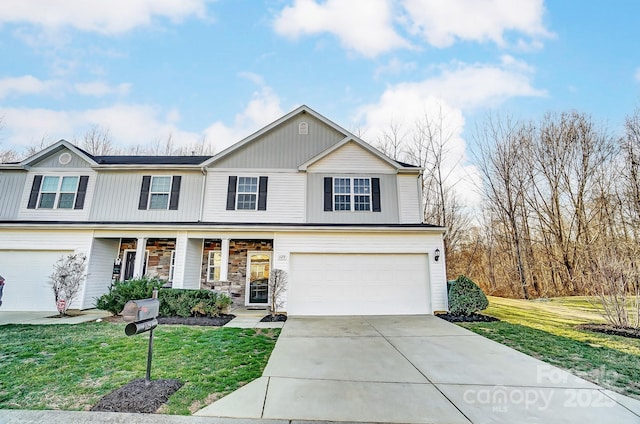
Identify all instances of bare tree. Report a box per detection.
[49,253,87,316]
[268,269,288,317]
[81,125,120,155]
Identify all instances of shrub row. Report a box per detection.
[95,278,232,317]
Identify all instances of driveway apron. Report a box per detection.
[196,315,640,423]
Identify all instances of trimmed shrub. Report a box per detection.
[158,288,232,318]
[95,277,165,316]
[448,275,489,316]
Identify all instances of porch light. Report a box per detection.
[434,249,440,262]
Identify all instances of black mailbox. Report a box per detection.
[122,298,160,323]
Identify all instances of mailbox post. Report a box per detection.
[123,290,160,385]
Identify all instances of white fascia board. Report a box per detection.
[20,139,98,167]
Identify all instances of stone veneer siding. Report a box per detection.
[118,238,176,282]
[201,239,273,306]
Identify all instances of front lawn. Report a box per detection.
[460,296,640,398]
[0,322,279,414]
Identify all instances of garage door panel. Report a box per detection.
[288,253,429,316]
[0,251,70,311]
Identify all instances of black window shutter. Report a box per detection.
[258,176,268,211]
[138,176,151,210]
[372,178,381,212]
[74,176,89,209]
[323,177,333,211]
[27,175,43,209]
[226,176,237,210]
[169,176,181,210]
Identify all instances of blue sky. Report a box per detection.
[1,0,639,195]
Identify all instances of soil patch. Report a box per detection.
[437,312,500,323]
[91,379,183,413]
[577,323,640,339]
[103,314,235,326]
[46,310,85,319]
[260,314,287,322]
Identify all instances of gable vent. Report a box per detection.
[59,152,72,165]
[299,121,308,135]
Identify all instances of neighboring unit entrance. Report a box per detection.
[246,251,271,306]
[287,253,430,315]
[121,250,148,281]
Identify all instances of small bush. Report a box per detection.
[158,289,232,318]
[95,277,165,316]
[448,275,489,316]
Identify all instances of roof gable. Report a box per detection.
[203,105,349,169]
[22,140,97,169]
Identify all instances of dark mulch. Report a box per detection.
[260,314,288,322]
[577,323,640,339]
[437,312,500,323]
[157,314,235,326]
[91,379,183,413]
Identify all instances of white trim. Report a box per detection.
[245,251,272,306]
[17,140,98,168]
[121,248,149,280]
[235,176,258,210]
[207,250,222,282]
[168,250,176,282]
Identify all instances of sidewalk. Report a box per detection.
[0,309,110,325]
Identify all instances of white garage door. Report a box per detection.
[0,251,71,311]
[288,253,430,315]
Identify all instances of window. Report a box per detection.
[207,251,222,281]
[324,177,381,213]
[333,177,370,211]
[168,251,176,282]
[43,176,79,209]
[237,177,258,210]
[149,176,171,209]
[138,175,181,210]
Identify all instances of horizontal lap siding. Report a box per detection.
[202,172,305,223]
[82,238,120,309]
[89,172,202,221]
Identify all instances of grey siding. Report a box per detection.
[31,148,93,169]
[306,174,399,223]
[184,238,203,289]
[0,172,27,219]
[212,114,346,168]
[83,238,120,309]
[89,171,203,221]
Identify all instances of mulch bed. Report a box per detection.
[437,312,500,323]
[260,314,288,322]
[157,314,235,326]
[91,379,183,413]
[577,323,640,339]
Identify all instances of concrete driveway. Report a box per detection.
[196,315,640,423]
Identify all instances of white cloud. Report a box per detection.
[356,57,545,208]
[0,0,208,35]
[74,81,131,97]
[402,0,552,48]
[0,75,59,99]
[273,0,410,57]
[204,86,284,151]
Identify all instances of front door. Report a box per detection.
[122,250,148,281]
[246,252,271,306]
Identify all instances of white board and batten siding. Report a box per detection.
[81,238,120,309]
[90,171,204,222]
[202,172,306,223]
[17,171,97,221]
[272,229,448,314]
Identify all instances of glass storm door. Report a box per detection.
[246,252,271,305]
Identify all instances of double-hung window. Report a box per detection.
[333,177,371,211]
[40,176,79,209]
[324,176,381,213]
[207,251,222,281]
[149,176,171,209]
[237,177,258,210]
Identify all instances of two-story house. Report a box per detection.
[0,105,447,315]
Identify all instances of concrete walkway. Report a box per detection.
[0,309,110,325]
[196,315,640,423]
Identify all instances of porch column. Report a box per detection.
[133,237,147,277]
[220,238,230,282]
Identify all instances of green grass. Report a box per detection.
[460,296,640,398]
[0,322,279,414]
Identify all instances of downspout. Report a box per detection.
[199,166,207,222]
